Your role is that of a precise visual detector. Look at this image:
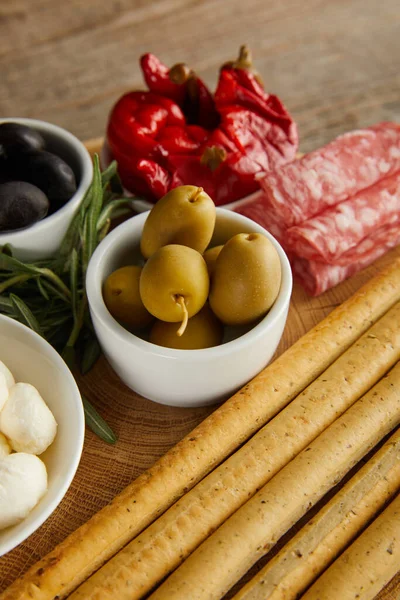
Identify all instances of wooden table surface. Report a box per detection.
[1,1,400,599]
[1,0,400,150]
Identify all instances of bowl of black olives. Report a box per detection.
[86,186,293,408]
[0,118,93,260]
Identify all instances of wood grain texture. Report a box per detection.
[0,1,399,597]
[0,240,399,598]
[1,0,400,151]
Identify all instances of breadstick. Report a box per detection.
[150,362,400,600]
[2,258,400,600]
[233,429,400,600]
[302,492,400,600]
[69,302,400,600]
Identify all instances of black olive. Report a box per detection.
[0,123,45,158]
[0,181,49,232]
[0,158,12,184]
[8,150,77,211]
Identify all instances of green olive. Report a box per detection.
[140,185,216,259]
[139,244,209,335]
[203,245,223,278]
[149,304,223,350]
[103,265,153,329]
[209,233,281,326]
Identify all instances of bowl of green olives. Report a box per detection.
[0,118,93,260]
[86,186,293,407]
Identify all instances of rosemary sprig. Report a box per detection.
[0,155,138,444]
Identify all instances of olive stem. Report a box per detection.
[176,295,189,337]
[189,187,204,203]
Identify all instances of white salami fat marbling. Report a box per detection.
[291,220,400,296]
[234,191,287,243]
[286,170,400,263]
[259,122,400,227]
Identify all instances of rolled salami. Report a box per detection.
[286,170,400,263]
[234,190,287,243]
[259,122,400,227]
[292,221,400,295]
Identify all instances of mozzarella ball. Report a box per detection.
[0,432,11,458]
[0,360,15,390]
[0,453,48,530]
[0,383,57,455]
[0,373,9,412]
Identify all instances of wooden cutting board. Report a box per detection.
[0,138,399,599]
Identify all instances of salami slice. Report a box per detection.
[259,122,400,227]
[233,190,287,243]
[286,170,400,263]
[292,221,400,296]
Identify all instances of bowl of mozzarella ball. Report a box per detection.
[0,314,84,556]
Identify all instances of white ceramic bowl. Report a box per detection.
[86,208,292,408]
[0,117,93,261]
[0,314,85,556]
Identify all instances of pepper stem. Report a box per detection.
[224,45,263,85]
[234,45,253,70]
[176,295,189,337]
[200,146,227,172]
[169,63,192,85]
[170,63,201,105]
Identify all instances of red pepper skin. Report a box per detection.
[156,125,208,154]
[107,90,210,199]
[219,106,296,171]
[135,159,171,199]
[215,69,298,164]
[183,76,220,130]
[140,54,186,105]
[141,53,219,130]
[107,48,298,204]
[112,150,171,200]
[107,91,186,159]
[166,150,260,206]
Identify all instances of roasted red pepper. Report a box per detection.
[106,46,298,205]
[141,54,219,129]
[107,91,208,198]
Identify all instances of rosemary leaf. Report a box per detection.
[82,395,118,445]
[0,252,45,275]
[101,160,121,191]
[39,279,71,304]
[70,248,79,322]
[81,335,101,375]
[0,253,71,300]
[82,155,103,271]
[98,218,111,243]
[37,278,50,301]
[0,273,32,294]
[0,244,13,257]
[57,168,94,269]
[10,294,44,337]
[0,296,14,313]
[97,198,134,231]
[41,315,71,332]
